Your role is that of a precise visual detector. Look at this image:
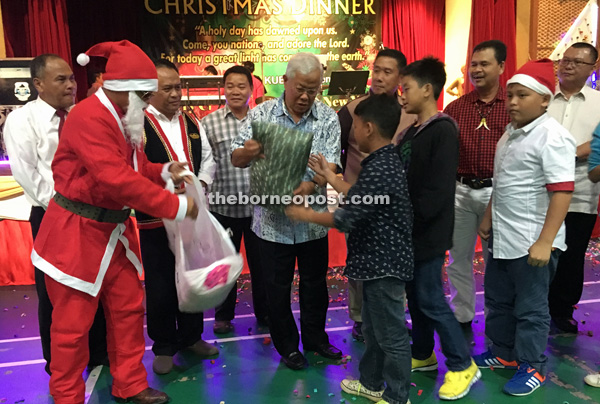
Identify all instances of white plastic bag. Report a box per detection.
[163,172,243,313]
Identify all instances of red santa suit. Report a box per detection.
[31,41,183,404]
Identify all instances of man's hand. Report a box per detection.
[527,240,552,267]
[169,162,193,186]
[185,196,198,219]
[285,204,312,222]
[478,216,492,241]
[244,139,265,160]
[293,181,315,196]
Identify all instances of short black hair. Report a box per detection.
[204,65,218,75]
[30,54,62,80]
[354,94,401,140]
[155,58,179,74]
[87,71,102,87]
[223,65,253,88]
[401,56,447,100]
[571,42,598,62]
[242,61,255,73]
[473,40,507,64]
[375,48,408,71]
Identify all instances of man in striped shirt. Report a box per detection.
[201,66,268,334]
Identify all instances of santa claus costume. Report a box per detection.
[31,40,188,404]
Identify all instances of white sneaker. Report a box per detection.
[584,373,600,387]
[340,379,384,402]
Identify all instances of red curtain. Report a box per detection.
[26,0,72,64]
[1,0,71,63]
[382,0,446,108]
[465,0,517,92]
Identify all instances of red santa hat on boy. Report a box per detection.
[76,40,157,92]
[506,58,555,96]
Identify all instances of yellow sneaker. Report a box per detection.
[374,400,411,404]
[411,352,438,372]
[438,359,481,400]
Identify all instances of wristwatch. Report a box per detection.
[313,181,322,194]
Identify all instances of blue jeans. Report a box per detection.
[485,251,559,375]
[359,277,411,404]
[407,255,472,371]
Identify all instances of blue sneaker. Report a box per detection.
[473,349,518,369]
[503,363,546,396]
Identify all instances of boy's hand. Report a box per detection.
[285,204,312,222]
[308,153,332,178]
[527,241,552,267]
[478,216,492,241]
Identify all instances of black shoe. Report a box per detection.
[304,343,343,360]
[553,316,578,334]
[351,321,364,341]
[282,351,306,370]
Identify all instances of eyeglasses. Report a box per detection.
[135,91,155,103]
[558,58,596,68]
[295,86,320,96]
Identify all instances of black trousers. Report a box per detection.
[548,212,597,318]
[212,213,268,322]
[30,207,108,373]
[257,235,330,357]
[140,226,204,356]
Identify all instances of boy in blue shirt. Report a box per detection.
[474,59,576,396]
[286,94,413,404]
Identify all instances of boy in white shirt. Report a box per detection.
[474,59,576,396]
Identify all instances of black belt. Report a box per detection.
[53,192,131,223]
[456,175,493,189]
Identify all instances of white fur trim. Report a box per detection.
[175,194,187,221]
[103,79,158,92]
[32,224,123,297]
[32,223,144,296]
[77,53,90,66]
[507,74,553,96]
[95,88,125,137]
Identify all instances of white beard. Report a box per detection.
[122,91,146,148]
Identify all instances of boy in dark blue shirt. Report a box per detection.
[286,94,413,404]
[396,57,479,400]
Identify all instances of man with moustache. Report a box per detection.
[139,59,217,375]
[547,42,600,334]
[444,40,511,330]
[3,53,108,375]
[231,52,341,370]
[31,40,198,404]
[337,48,413,341]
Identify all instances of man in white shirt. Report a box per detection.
[3,54,108,375]
[547,42,600,334]
[139,59,217,375]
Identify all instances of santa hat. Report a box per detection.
[506,58,555,96]
[77,40,157,92]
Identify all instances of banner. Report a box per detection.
[141,0,381,103]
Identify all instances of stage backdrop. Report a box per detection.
[141,0,381,106]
